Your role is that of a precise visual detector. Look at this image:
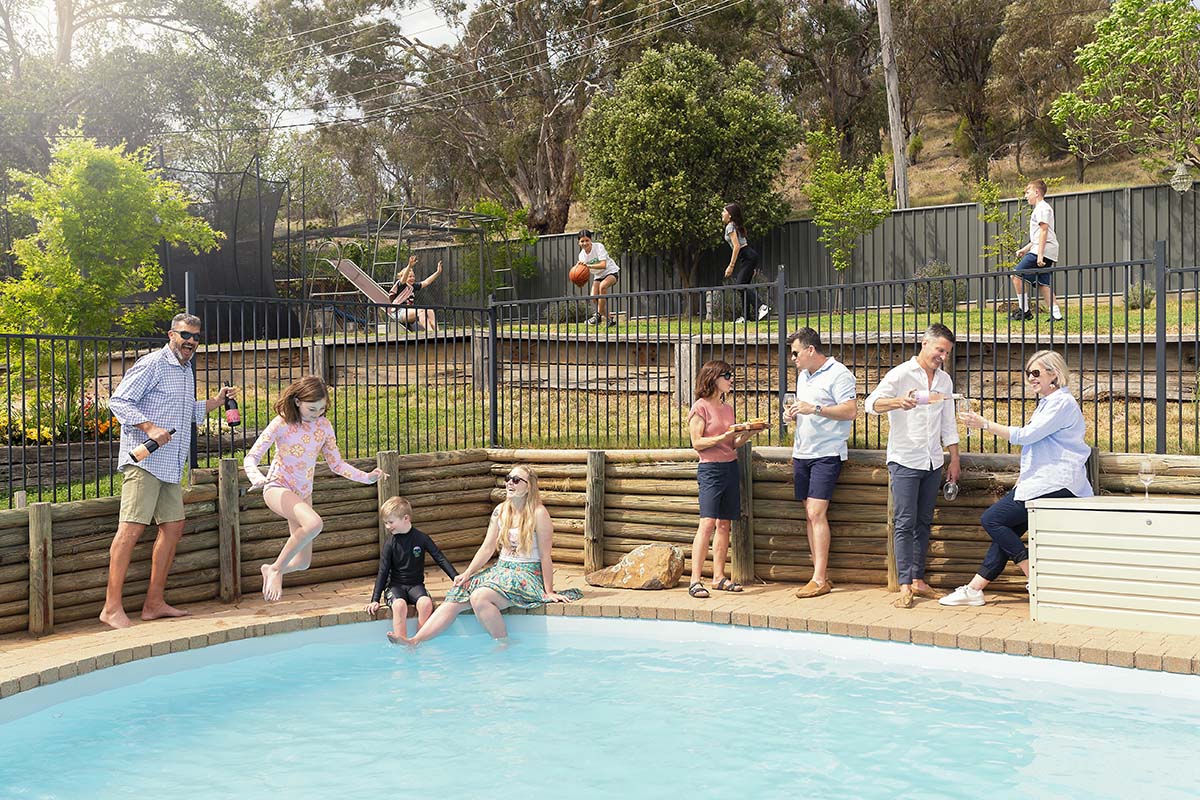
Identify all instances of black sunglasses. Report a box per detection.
[1026,368,1046,378]
[504,474,527,485]
[172,330,202,341]
[719,371,734,380]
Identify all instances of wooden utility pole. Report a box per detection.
[878,0,909,209]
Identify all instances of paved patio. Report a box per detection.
[3,569,1199,699]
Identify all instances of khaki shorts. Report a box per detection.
[119,466,185,525]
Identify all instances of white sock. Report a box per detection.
[1018,294,1029,311]
[1051,304,1063,319]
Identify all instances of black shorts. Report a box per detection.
[793,456,843,501]
[594,271,619,286]
[697,460,741,521]
[384,584,430,607]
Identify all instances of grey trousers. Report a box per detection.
[888,462,943,585]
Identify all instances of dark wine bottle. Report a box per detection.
[224,387,240,427]
[131,428,175,462]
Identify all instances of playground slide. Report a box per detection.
[327,258,392,305]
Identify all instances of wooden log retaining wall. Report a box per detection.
[2,447,1194,638]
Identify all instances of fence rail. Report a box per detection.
[2,243,1196,504]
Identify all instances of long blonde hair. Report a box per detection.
[495,465,542,557]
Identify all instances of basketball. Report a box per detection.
[569,263,590,287]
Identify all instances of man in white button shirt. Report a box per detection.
[783,328,857,599]
[865,323,961,609]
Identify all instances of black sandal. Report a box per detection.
[712,578,744,593]
[688,583,710,598]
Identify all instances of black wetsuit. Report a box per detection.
[371,526,459,605]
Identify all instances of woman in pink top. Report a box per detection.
[686,360,764,598]
[244,376,387,602]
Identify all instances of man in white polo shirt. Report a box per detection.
[865,323,961,609]
[783,328,858,599]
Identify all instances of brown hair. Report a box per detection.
[274,375,329,424]
[787,327,825,354]
[1027,179,1047,197]
[694,359,733,401]
[380,496,412,520]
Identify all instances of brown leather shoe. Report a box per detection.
[893,590,914,609]
[911,585,946,600]
[795,579,833,599]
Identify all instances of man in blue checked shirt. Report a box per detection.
[100,313,236,630]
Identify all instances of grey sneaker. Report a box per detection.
[1009,310,1033,321]
[938,585,986,606]
[585,314,601,325]
[733,316,747,324]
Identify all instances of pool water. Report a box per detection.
[1,617,1198,799]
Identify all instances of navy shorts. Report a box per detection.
[793,456,843,501]
[384,584,430,607]
[1014,252,1055,287]
[698,460,741,520]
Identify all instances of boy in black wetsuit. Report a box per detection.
[365,496,459,643]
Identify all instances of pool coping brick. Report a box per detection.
[1,571,1198,700]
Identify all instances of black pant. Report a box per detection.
[730,247,761,319]
[978,487,1076,580]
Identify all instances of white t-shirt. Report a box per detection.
[724,222,748,248]
[579,241,619,279]
[791,358,857,461]
[1027,200,1059,263]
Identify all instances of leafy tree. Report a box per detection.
[988,0,1108,180]
[804,126,891,276]
[1050,0,1200,172]
[452,198,538,299]
[0,134,221,335]
[576,43,799,288]
[976,174,1062,270]
[901,0,1012,180]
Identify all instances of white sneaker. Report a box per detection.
[757,303,770,320]
[733,316,747,324]
[939,585,985,606]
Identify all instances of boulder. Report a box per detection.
[585,543,685,590]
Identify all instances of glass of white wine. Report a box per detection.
[1138,458,1155,501]
[956,395,973,438]
[783,392,797,428]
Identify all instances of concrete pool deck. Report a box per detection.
[2,570,1199,699]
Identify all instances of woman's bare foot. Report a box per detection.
[99,607,134,630]
[141,602,190,621]
[261,564,283,602]
[386,631,408,644]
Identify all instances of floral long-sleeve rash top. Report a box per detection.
[243,415,372,499]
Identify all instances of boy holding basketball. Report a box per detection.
[574,229,620,327]
[365,496,459,643]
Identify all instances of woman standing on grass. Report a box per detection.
[687,360,764,598]
[244,376,387,602]
[402,464,581,644]
[942,351,1091,607]
[722,203,767,323]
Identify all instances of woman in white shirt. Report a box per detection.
[941,350,1092,606]
[575,229,620,327]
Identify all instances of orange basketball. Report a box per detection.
[569,263,590,287]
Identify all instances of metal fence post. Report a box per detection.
[775,266,788,439]
[1154,240,1168,454]
[185,270,199,469]
[487,294,499,448]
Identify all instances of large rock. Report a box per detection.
[585,543,685,590]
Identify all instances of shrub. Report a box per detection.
[704,289,744,322]
[907,132,924,165]
[1125,280,1156,310]
[544,299,593,324]
[905,259,968,311]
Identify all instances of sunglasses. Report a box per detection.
[172,330,202,342]
[504,474,527,485]
[1026,369,1047,378]
[719,371,734,380]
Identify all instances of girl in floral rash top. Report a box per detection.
[244,376,387,602]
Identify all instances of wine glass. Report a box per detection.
[783,392,797,427]
[956,395,973,438]
[1137,458,1154,501]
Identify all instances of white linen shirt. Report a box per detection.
[865,357,959,470]
[109,345,208,484]
[1008,388,1093,501]
[791,357,857,461]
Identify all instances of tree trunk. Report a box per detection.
[1074,154,1086,182]
[878,0,908,209]
[54,0,74,66]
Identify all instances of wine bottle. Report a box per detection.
[131,428,175,462]
[224,386,240,427]
[912,391,965,405]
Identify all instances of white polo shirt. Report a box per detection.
[791,357,857,461]
[864,357,959,470]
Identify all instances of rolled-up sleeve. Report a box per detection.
[865,367,900,415]
[109,358,156,427]
[193,399,207,426]
[940,393,959,447]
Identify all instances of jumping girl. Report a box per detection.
[244,376,387,602]
[388,255,443,330]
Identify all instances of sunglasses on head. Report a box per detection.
[172,330,201,341]
[720,371,734,380]
[504,474,527,485]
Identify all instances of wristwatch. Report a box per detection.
[814,405,822,416]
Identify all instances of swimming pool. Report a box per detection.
[1,617,1198,799]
